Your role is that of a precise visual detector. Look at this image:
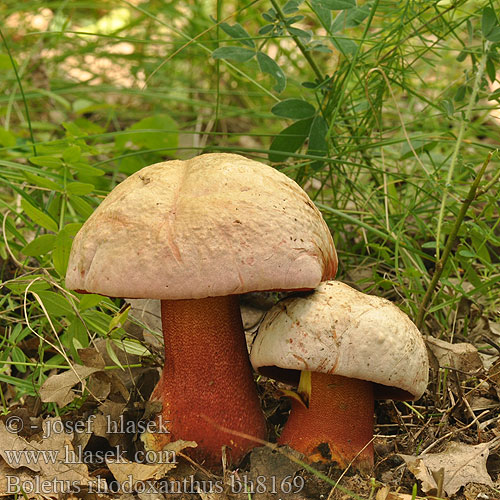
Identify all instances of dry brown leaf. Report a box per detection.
[106,440,196,488]
[126,298,162,336]
[244,446,303,500]
[0,460,42,499]
[488,359,500,400]
[375,486,419,500]
[0,419,91,498]
[197,489,231,500]
[400,441,493,496]
[426,337,483,374]
[39,365,101,407]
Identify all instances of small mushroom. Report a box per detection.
[250,281,429,471]
[65,153,337,468]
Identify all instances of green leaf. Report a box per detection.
[116,114,179,152]
[309,42,332,53]
[52,228,74,277]
[106,338,124,370]
[29,156,63,168]
[259,24,275,35]
[458,249,476,258]
[454,85,467,102]
[219,22,255,48]
[482,7,498,38]
[212,46,256,62]
[78,294,104,311]
[109,306,131,332]
[311,1,332,28]
[331,4,371,32]
[69,161,105,177]
[63,145,82,163]
[257,52,286,93]
[441,99,454,118]
[262,8,277,22]
[69,195,94,220]
[331,35,358,55]
[62,222,83,237]
[307,115,329,168]
[486,57,496,83]
[485,27,500,42]
[269,118,313,162]
[11,347,27,373]
[9,324,26,344]
[82,310,111,334]
[288,27,311,42]
[23,172,61,191]
[113,338,151,357]
[22,234,56,257]
[67,317,90,354]
[271,99,316,119]
[21,199,59,233]
[283,0,304,14]
[66,182,95,196]
[4,276,50,294]
[0,127,16,147]
[36,291,74,317]
[456,49,467,62]
[315,0,355,10]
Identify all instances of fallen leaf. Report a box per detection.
[126,298,162,335]
[426,337,483,374]
[243,446,302,500]
[106,440,196,488]
[488,359,500,400]
[375,486,419,500]
[39,365,101,407]
[0,419,91,498]
[400,441,493,496]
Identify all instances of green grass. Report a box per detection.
[0,0,499,495]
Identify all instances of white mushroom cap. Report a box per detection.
[66,153,337,299]
[250,281,429,400]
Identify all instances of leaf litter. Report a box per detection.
[3,295,500,499]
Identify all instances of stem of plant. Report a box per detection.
[269,0,324,82]
[416,150,494,329]
[435,40,492,259]
[0,28,36,156]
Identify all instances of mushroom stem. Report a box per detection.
[147,295,267,467]
[278,372,374,471]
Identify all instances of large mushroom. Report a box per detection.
[250,281,429,472]
[65,153,337,467]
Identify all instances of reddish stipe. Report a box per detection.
[278,372,374,471]
[147,295,267,467]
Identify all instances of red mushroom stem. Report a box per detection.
[146,295,267,467]
[278,372,374,471]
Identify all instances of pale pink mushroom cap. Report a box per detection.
[251,281,429,400]
[65,153,337,298]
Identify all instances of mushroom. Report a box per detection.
[250,281,429,471]
[65,153,337,467]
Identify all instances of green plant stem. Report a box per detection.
[0,29,36,156]
[416,151,494,329]
[269,0,324,82]
[435,40,492,259]
[215,0,222,130]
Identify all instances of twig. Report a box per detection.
[416,150,494,329]
[419,409,490,455]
